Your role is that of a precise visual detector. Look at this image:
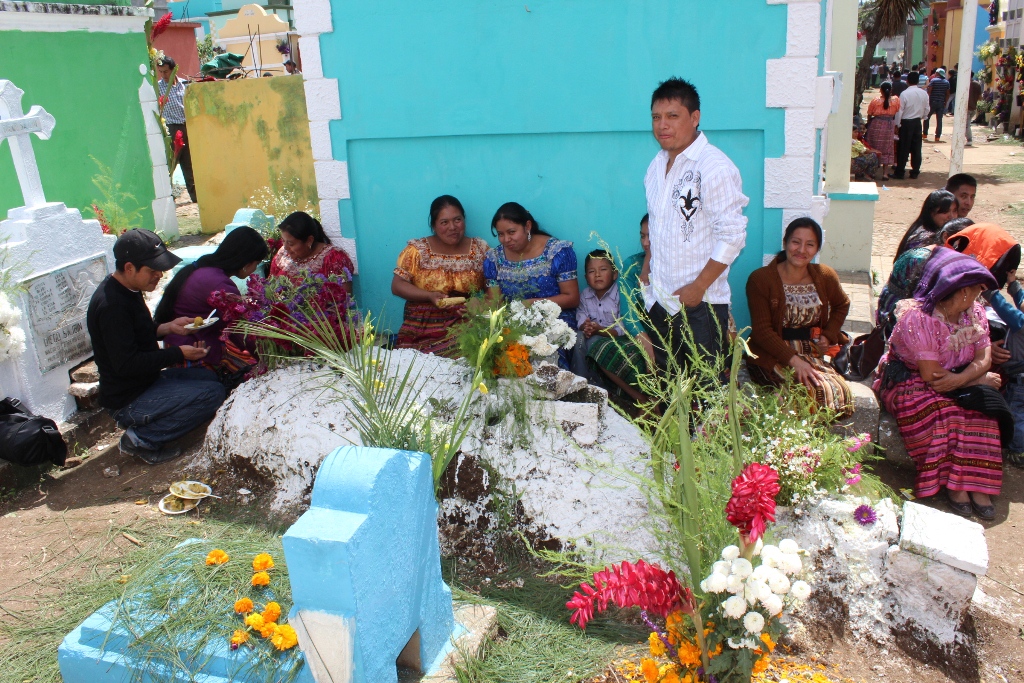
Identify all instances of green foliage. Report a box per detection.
[246,174,321,237]
[88,156,147,236]
[238,310,500,494]
[198,34,216,65]
[449,295,530,381]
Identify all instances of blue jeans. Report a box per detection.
[1005,382,1024,453]
[109,368,226,449]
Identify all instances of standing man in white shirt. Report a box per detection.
[641,78,749,373]
[892,71,930,180]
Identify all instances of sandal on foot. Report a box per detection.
[1007,452,1024,469]
[970,495,996,521]
[945,492,974,517]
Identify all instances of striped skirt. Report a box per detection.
[866,115,896,165]
[587,336,648,387]
[747,340,854,417]
[394,301,466,357]
[880,374,1003,497]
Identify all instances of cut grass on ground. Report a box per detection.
[0,517,645,683]
[449,560,646,683]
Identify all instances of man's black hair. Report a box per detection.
[945,173,977,193]
[651,77,700,112]
[640,213,649,226]
[157,55,177,69]
[908,71,920,86]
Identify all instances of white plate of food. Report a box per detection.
[158,494,200,515]
[169,480,213,500]
[184,315,219,332]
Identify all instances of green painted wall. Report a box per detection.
[0,30,156,228]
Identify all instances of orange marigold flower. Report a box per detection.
[234,598,254,614]
[493,342,533,378]
[229,629,249,650]
[259,620,277,638]
[251,571,270,587]
[662,670,681,683]
[677,639,702,668]
[244,613,265,630]
[640,658,659,683]
[648,631,666,657]
[709,643,723,658]
[271,623,299,650]
[760,632,776,652]
[252,553,274,572]
[205,549,229,565]
[752,654,770,675]
[261,601,282,623]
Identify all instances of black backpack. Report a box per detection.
[0,397,67,467]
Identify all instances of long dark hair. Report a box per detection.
[279,211,331,245]
[428,195,465,230]
[777,217,823,262]
[880,81,892,110]
[894,190,958,258]
[490,202,552,238]
[154,226,268,324]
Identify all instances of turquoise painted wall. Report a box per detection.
[319,0,793,330]
[0,30,156,229]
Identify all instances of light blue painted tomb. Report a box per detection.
[57,445,458,683]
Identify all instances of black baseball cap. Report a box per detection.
[113,229,182,271]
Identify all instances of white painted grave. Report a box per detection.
[0,80,115,420]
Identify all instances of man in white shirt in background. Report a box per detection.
[641,77,748,374]
[892,71,930,180]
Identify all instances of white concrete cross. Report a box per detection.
[0,80,57,208]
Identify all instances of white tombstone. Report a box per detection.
[0,80,115,421]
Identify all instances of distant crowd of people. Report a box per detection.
[856,61,982,183]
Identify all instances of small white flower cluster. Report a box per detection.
[700,539,812,650]
[749,416,829,504]
[0,292,26,362]
[509,300,576,357]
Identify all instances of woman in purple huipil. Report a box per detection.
[155,227,268,369]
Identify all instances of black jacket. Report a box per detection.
[86,275,183,409]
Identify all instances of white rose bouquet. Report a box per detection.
[508,300,576,359]
[0,292,26,362]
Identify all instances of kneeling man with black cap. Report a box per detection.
[87,229,227,464]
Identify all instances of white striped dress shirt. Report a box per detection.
[643,132,749,314]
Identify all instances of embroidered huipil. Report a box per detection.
[643,132,748,315]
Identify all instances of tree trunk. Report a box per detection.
[854,31,884,116]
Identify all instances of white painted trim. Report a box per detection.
[0,11,148,33]
[294,0,347,242]
[137,79,179,237]
[216,31,291,43]
[764,0,828,223]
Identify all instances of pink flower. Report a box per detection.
[725,463,780,542]
[844,463,862,486]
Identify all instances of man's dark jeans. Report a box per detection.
[168,123,197,203]
[645,301,730,376]
[895,118,922,177]
[110,368,226,449]
[922,103,944,138]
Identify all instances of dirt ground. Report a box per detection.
[3,114,1024,683]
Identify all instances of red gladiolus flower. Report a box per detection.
[173,129,185,154]
[92,204,111,234]
[725,462,780,542]
[158,95,168,107]
[151,13,172,40]
[566,560,689,630]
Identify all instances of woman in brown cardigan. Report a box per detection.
[746,217,854,415]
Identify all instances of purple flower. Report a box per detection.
[854,504,877,526]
